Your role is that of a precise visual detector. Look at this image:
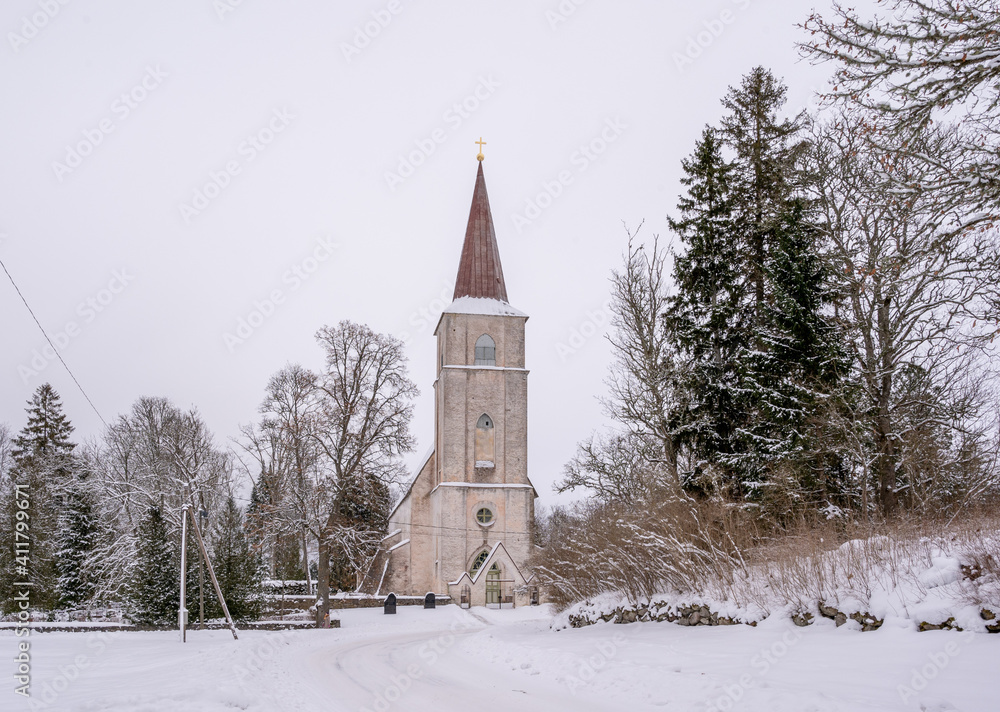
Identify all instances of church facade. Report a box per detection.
[382,159,537,608]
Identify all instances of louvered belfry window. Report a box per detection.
[474,334,496,366]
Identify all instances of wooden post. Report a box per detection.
[179,505,189,643]
[188,508,239,640]
[199,508,206,630]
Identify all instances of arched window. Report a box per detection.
[470,549,490,576]
[474,334,496,366]
[475,413,495,465]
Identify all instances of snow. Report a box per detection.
[4,604,994,711]
[443,296,528,317]
[554,532,1000,637]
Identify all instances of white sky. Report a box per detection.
[0,0,876,507]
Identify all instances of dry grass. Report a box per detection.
[534,498,1000,616]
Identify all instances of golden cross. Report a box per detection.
[476,137,486,161]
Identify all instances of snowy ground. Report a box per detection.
[3,605,995,712]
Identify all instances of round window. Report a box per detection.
[476,507,494,526]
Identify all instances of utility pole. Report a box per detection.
[179,505,190,643]
[187,498,239,640]
[198,508,207,629]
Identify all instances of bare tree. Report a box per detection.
[236,364,321,591]
[84,398,232,600]
[800,0,1000,228]
[557,431,663,505]
[805,113,1000,514]
[309,321,417,620]
[602,226,686,489]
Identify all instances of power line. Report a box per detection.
[0,257,108,428]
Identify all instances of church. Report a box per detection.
[381,151,538,608]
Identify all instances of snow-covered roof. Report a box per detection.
[442,296,527,318]
[387,447,434,520]
[447,540,527,586]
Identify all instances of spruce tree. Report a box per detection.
[742,200,850,506]
[720,66,804,325]
[55,471,98,608]
[715,67,845,496]
[11,384,76,465]
[665,127,746,485]
[128,506,178,626]
[1,384,78,610]
[329,473,390,592]
[209,497,262,621]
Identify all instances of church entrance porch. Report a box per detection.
[485,564,516,609]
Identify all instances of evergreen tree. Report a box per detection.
[715,67,845,496]
[665,127,747,486]
[209,497,262,621]
[1,384,78,610]
[740,200,850,508]
[720,66,804,325]
[245,474,303,581]
[128,506,177,625]
[55,470,98,608]
[11,384,76,465]
[329,472,390,592]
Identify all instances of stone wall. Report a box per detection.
[564,599,1000,633]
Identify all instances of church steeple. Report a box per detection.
[453,161,509,303]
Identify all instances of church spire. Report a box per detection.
[453,160,509,303]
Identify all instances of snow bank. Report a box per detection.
[554,532,1000,634]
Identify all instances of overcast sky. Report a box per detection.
[0,0,877,507]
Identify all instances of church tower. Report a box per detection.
[383,156,537,607]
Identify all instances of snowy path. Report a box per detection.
[3,605,996,711]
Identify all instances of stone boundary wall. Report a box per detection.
[0,620,333,633]
[566,599,1000,633]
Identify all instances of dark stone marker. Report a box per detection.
[384,593,397,615]
[424,592,435,609]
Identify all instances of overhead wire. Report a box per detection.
[0,257,108,428]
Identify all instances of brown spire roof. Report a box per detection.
[453,162,509,303]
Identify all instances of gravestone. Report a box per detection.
[424,592,435,609]
[384,593,397,615]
